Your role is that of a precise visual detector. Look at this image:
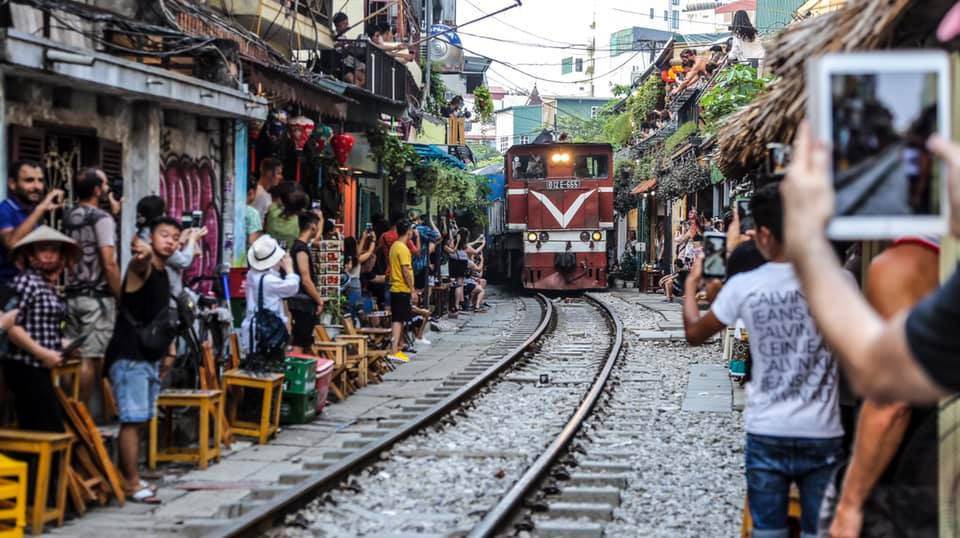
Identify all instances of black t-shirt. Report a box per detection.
[725,240,767,280]
[290,240,316,297]
[106,266,171,362]
[906,267,960,391]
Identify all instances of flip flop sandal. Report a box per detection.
[140,480,158,493]
[129,486,161,504]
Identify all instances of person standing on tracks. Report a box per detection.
[387,220,415,363]
[682,184,843,538]
[63,167,122,415]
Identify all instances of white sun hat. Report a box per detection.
[247,235,286,271]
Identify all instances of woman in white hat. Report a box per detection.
[5,225,80,433]
[241,235,299,354]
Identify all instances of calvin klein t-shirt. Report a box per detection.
[712,262,843,438]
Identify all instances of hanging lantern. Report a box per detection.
[319,124,334,142]
[288,115,316,151]
[330,132,355,166]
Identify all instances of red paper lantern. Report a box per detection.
[288,115,316,151]
[331,133,355,166]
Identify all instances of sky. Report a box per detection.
[454,0,677,98]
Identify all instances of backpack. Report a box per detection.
[63,206,110,294]
[119,281,179,362]
[243,275,288,371]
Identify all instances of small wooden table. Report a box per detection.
[640,269,663,293]
[222,370,284,444]
[0,430,73,535]
[149,389,223,470]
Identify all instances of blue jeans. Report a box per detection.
[745,433,844,538]
[109,359,161,424]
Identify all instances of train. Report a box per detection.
[485,142,614,291]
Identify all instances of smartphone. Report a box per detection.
[0,289,19,312]
[765,143,792,177]
[191,210,203,228]
[365,222,373,232]
[312,201,322,211]
[702,231,727,279]
[737,199,753,232]
[181,214,193,229]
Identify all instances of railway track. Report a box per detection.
[208,293,626,537]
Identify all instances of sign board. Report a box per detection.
[545,179,581,190]
[638,242,647,253]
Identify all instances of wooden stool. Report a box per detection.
[222,370,284,444]
[741,488,802,537]
[50,361,81,401]
[148,389,223,470]
[0,454,27,535]
[0,430,72,535]
[310,340,351,401]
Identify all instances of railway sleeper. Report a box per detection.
[544,501,614,521]
[531,519,605,538]
[552,485,621,505]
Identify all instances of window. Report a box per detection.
[672,0,679,5]
[519,135,530,145]
[561,57,573,75]
[573,154,609,179]
[672,10,679,29]
[649,7,654,19]
[590,106,600,119]
[663,10,668,21]
[499,136,509,152]
[575,58,584,72]
[509,152,547,180]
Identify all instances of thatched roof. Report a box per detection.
[715,0,956,179]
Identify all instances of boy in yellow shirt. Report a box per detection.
[388,220,415,362]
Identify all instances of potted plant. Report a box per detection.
[322,295,348,338]
[618,252,638,289]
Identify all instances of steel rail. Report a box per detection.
[467,292,625,537]
[212,294,553,538]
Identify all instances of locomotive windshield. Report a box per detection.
[510,152,547,180]
[574,155,609,179]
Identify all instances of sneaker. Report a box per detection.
[415,337,432,346]
[388,351,410,363]
[403,345,418,354]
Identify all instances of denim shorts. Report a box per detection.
[745,433,844,538]
[109,359,161,424]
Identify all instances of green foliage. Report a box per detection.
[367,125,418,184]
[699,64,772,129]
[467,143,501,170]
[611,84,632,97]
[602,112,632,148]
[663,121,698,153]
[432,165,490,218]
[556,100,617,144]
[613,160,639,215]
[472,85,494,123]
[424,69,448,116]
[627,76,664,133]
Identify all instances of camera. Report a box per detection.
[111,176,124,199]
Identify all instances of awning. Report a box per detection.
[410,144,467,169]
[2,29,267,120]
[632,179,657,194]
[245,58,352,119]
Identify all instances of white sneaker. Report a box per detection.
[415,338,432,346]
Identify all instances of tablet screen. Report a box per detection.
[830,71,939,217]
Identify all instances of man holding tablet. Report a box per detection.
[782,122,960,404]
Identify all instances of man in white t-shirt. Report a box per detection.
[252,157,283,220]
[682,184,843,538]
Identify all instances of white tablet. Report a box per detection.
[806,51,950,239]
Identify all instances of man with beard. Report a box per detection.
[5,225,80,431]
[106,217,181,504]
[64,168,122,414]
[0,161,64,282]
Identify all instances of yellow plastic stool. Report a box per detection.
[0,454,27,537]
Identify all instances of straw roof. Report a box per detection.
[714,0,955,179]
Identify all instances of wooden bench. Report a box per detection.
[222,370,283,444]
[0,454,27,535]
[148,389,223,470]
[0,430,73,535]
[50,361,81,401]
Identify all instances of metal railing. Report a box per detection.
[320,39,410,103]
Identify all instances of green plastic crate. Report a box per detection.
[283,356,318,394]
[280,390,317,424]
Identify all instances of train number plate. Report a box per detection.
[545,179,580,190]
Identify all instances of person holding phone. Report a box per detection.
[288,212,324,354]
[5,226,80,432]
[683,184,844,537]
[0,161,64,283]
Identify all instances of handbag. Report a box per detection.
[121,301,179,361]
[244,275,289,371]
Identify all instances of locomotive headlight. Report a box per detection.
[561,153,571,163]
[579,231,590,242]
[527,232,538,242]
[539,232,549,242]
[592,231,602,241]
[550,152,571,163]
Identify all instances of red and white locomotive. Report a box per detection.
[503,142,613,291]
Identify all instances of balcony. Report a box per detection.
[320,40,413,104]
[207,0,335,54]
